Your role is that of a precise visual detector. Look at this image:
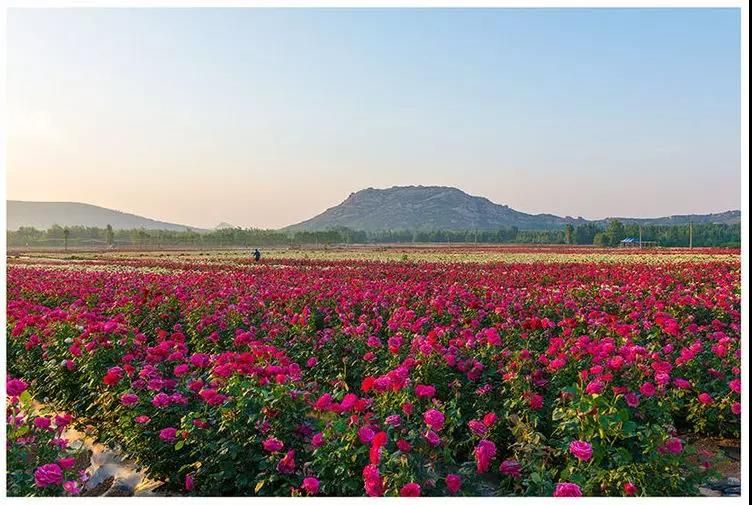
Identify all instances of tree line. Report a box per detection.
[6,221,741,249]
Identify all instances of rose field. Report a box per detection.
[5,247,742,496]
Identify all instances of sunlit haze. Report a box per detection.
[7,8,741,229]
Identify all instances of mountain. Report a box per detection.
[7,191,741,234]
[285,186,740,232]
[597,211,741,227]
[215,222,239,230]
[7,201,202,232]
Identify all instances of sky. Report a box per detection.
[6,8,742,229]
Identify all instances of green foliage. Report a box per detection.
[6,391,89,497]
[548,386,716,496]
[7,221,740,248]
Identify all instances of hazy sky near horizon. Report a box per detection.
[7,8,741,229]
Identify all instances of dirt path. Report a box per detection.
[692,438,741,497]
[64,427,163,496]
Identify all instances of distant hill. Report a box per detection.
[7,201,202,232]
[598,211,741,227]
[215,222,240,230]
[7,191,740,234]
[285,186,741,232]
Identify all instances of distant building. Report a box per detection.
[619,237,657,248]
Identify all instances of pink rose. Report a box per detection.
[698,392,714,405]
[151,393,171,408]
[424,430,441,446]
[358,426,375,444]
[624,392,640,408]
[423,409,445,431]
[369,444,382,465]
[468,419,488,436]
[446,473,462,494]
[659,437,683,455]
[362,464,383,497]
[569,440,593,461]
[159,427,177,442]
[173,363,190,376]
[120,393,139,406]
[57,457,76,470]
[102,367,123,386]
[623,482,637,496]
[729,379,741,394]
[262,437,284,452]
[7,378,28,396]
[673,378,692,390]
[372,431,387,448]
[314,393,333,411]
[302,476,320,495]
[276,450,296,474]
[311,432,325,447]
[500,459,522,478]
[585,380,604,395]
[339,393,358,411]
[34,464,63,488]
[385,414,402,427]
[474,440,496,473]
[63,480,81,495]
[400,482,421,497]
[640,382,656,397]
[54,413,73,428]
[415,384,436,399]
[34,416,52,430]
[189,353,210,368]
[397,438,412,452]
[554,482,582,497]
[199,388,227,406]
[529,393,544,410]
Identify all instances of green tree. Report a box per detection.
[564,224,574,244]
[593,232,609,247]
[604,219,625,247]
[105,224,115,247]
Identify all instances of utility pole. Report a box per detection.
[639,225,642,249]
[689,220,693,249]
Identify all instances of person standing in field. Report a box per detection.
[253,248,261,262]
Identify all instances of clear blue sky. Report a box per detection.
[7,8,741,229]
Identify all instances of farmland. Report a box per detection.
[6,247,741,496]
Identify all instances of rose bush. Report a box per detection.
[5,377,89,496]
[6,252,740,496]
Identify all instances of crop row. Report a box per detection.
[6,257,741,496]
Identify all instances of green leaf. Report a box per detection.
[551,409,567,421]
[623,421,638,436]
[175,440,185,450]
[617,408,630,423]
[19,390,32,406]
[616,447,632,463]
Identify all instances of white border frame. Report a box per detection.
[1,1,747,504]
